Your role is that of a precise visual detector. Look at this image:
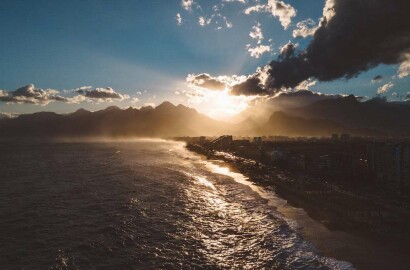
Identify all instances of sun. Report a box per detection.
[185,88,254,121]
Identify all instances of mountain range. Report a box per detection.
[0,96,409,138]
[288,95,410,136]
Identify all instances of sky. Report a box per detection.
[0,0,409,119]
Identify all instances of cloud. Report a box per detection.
[131,97,140,104]
[244,5,265,15]
[0,84,80,105]
[196,13,232,29]
[185,70,272,96]
[292,18,318,38]
[244,0,297,29]
[178,1,234,30]
[76,87,130,101]
[371,75,383,83]
[258,0,410,91]
[377,82,394,94]
[322,0,336,21]
[398,53,410,78]
[198,16,211,26]
[247,22,272,58]
[230,74,267,96]
[181,0,199,11]
[295,79,317,90]
[176,13,183,25]
[74,86,93,91]
[225,19,233,28]
[247,44,272,58]
[186,73,227,90]
[279,41,298,59]
[249,22,263,44]
[0,84,133,105]
[0,112,19,119]
[227,66,271,96]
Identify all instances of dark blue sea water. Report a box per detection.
[0,140,353,269]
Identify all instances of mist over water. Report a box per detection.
[0,140,353,269]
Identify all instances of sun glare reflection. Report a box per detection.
[181,161,281,269]
[205,162,280,207]
[195,175,217,191]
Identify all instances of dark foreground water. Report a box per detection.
[0,140,354,269]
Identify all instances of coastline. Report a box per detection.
[186,143,410,270]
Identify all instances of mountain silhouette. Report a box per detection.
[0,102,228,138]
[262,111,380,137]
[0,98,405,138]
[288,96,410,136]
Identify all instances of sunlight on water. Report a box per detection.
[195,175,218,191]
[172,144,355,270]
[0,140,355,269]
[204,161,284,207]
[183,171,217,191]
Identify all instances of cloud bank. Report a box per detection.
[0,85,76,105]
[0,85,130,105]
[233,0,410,96]
[76,87,130,101]
[186,74,227,90]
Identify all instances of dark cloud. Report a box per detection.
[235,0,410,95]
[372,75,383,83]
[0,84,72,105]
[270,0,410,89]
[230,75,267,96]
[76,87,129,100]
[186,73,227,90]
[279,41,298,61]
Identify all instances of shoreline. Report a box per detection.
[186,143,410,270]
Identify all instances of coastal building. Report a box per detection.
[268,136,290,142]
[233,139,251,147]
[199,136,207,143]
[289,155,306,170]
[340,133,351,142]
[210,135,233,148]
[269,150,288,162]
[367,143,410,187]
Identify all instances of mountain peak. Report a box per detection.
[140,105,154,112]
[71,108,91,115]
[156,101,176,110]
[339,94,359,104]
[103,106,121,111]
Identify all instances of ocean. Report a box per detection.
[0,140,354,269]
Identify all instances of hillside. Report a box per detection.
[0,102,230,138]
[289,96,410,136]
